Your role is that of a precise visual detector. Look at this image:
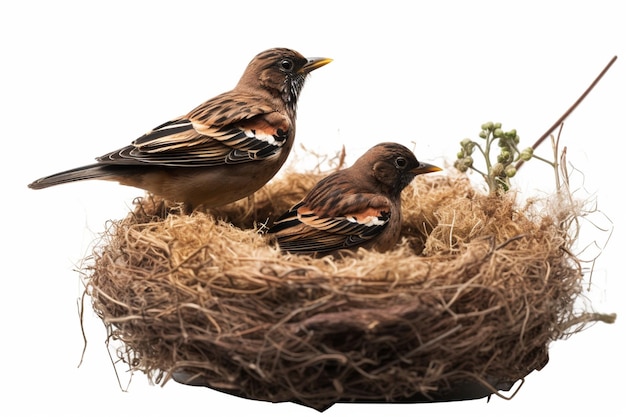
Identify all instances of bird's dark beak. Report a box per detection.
[411,162,442,175]
[299,57,333,74]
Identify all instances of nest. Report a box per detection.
[83,165,614,411]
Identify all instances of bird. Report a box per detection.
[28,48,332,212]
[268,142,442,255]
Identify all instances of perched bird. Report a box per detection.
[28,48,332,212]
[269,142,442,255]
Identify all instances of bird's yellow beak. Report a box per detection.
[300,57,333,74]
[411,162,442,175]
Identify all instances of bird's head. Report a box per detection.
[238,48,332,113]
[362,142,442,197]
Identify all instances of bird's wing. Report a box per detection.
[269,197,392,253]
[96,92,291,167]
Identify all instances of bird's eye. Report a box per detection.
[395,157,407,168]
[279,59,294,71]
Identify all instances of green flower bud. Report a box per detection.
[500,150,511,162]
[460,138,475,154]
[493,128,503,138]
[463,156,474,167]
[481,121,494,131]
[494,122,502,129]
[505,166,517,177]
[457,150,465,159]
[479,130,488,139]
[520,147,533,161]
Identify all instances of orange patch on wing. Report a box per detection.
[296,205,315,216]
[345,207,384,222]
[239,113,289,137]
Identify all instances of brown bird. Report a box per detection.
[268,142,442,255]
[28,48,332,212]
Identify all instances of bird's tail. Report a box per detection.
[28,164,117,190]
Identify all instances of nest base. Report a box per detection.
[172,370,517,411]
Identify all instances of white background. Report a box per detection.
[2,1,624,416]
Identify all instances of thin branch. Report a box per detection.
[516,55,618,171]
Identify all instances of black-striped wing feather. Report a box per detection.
[270,201,391,253]
[96,93,289,167]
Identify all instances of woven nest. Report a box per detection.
[83,160,614,411]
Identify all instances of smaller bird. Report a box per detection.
[268,142,442,255]
[28,48,332,212]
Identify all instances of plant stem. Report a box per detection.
[531,154,556,166]
[484,131,497,192]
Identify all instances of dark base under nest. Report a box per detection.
[84,172,614,411]
[172,371,516,410]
